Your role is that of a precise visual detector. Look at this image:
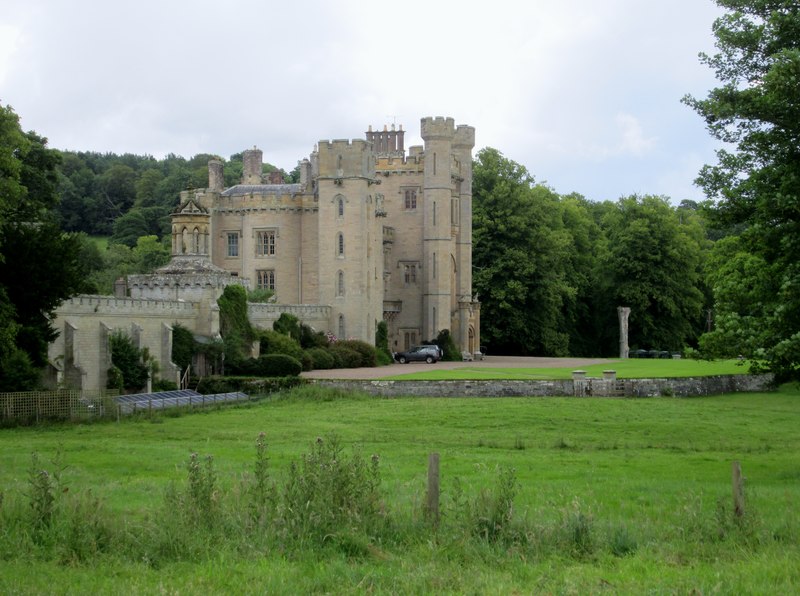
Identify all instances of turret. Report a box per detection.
[420,117,455,340]
[242,146,263,184]
[208,159,224,192]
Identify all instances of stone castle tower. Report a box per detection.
[199,116,479,352]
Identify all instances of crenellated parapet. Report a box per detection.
[316,139,374,179]
[56,295,200,316]
[374,154,425,174]
[420,116,455,141]
[453,125,476,149]
[248,303,333,332]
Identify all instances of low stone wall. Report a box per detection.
[312,374,773,398]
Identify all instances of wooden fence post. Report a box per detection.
[427,452,440,525]
[732,461,745,518]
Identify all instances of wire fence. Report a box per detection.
[0,389,252,426]
[1,390,118,425]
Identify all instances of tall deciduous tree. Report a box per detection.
[599,195,707,351]
[0,104,91,388]
[684,1,800,380]
[472,148,576,356]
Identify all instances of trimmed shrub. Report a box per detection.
[328,345,362,369]
[307,347,335,370]
[336,339,377,367]
[260,329,304,362]
[254,354,302,377]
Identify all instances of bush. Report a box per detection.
[108,330,149,392]
[336,339,377,367]
[436,329,460,362]
[152,378,178,392]
[300,324,328,349]
[328,345,362,369]
[273,313,301,341]
[195,377,239,394]
[306,347,335,370]
[375,321,393,365]
[279,435,382,546]
[260,329,304,361]
[171,324,194,372]
[254,354,302,377]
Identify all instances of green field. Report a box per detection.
[1,384,798,593]
[382,357,750,380]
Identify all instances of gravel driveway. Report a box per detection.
[301,355,618,380]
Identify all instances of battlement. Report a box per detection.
[421,116,455,141]
[316,138,373,178]
[454,125,476,149]
[57,295,199,316]
[375,154,424,171]
[317,138,370,151]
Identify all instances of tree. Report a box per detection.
[472,148,576,356]
[108,330,149,392]
[0,104,91,387]
[598,196,707,351]
[684,1,800,380]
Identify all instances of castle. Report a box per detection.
[47,117,480,392]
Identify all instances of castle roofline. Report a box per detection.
[221,184,302,196]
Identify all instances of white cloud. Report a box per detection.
[0,0,725,202]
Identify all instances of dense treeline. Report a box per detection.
[56,149,297,243]
[473,148,710,357]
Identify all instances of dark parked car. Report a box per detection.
[394,345,440,364]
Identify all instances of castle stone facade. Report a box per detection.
[47,117,480,392]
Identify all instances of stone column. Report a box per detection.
[618,306,631,359]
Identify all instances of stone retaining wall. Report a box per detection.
[312,374,773,398]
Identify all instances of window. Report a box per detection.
[432,201,436,226]
[256,230,276,256]
[337,197,344,217]
[338,314,346,338]
[403,263,418,285]
[403,188,417,210]
[336,232,344,257]
[337,270,345,296]
[257,269,275,291]
[227,233,239,257]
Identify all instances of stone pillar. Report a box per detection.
[618,306,631,359]
[243,147,263,184]
[208,159,224,191]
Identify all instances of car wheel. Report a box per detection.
[398,356,407,364]
[426,356,434,364]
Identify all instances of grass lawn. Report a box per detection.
[0,383,798,593]
[381,357,751,380]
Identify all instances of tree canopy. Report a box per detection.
[0,104,92,389]
[684,0,800,380]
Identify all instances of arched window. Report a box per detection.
[337,197,344,218]
[192,228,200,254]
[337,270,345,296]
[338,314,346,339]
[337,232,344,257]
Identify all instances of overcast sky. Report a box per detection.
[1,0,724,202]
